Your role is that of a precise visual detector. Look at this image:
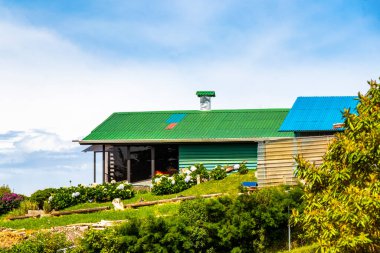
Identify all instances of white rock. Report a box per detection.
[112,198,124,211]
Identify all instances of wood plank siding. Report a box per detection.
[257,136,334,187]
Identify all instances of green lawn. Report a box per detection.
[64,171,256,210]
[0,203,180,230]
[277,244,317,253]
[0,172,256,230]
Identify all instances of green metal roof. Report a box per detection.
[196,91,216,97]
[81,109,293,144]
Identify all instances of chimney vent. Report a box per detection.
[196,91,215,111]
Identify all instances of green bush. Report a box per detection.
[0,185,11,197]
[210,165,227,180]
[238,162,249,174]
[189,163,210,181]
[7,200,39,216]
[75,186,306,252]
[4,232,72,253]
[178,197,209,223]
[43,201,52,213]
[72,226,127,253]
[49,182,134,210]
[30,188,56,209]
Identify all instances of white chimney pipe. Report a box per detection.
[196,91,215,111]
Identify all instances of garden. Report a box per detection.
[0,183,308,253]
[151,162,248,195]
[0,161,249,220]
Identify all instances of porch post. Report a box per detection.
[93,151,96,183]
[126,146,131,183]
[151,146,155,178]
[102,145,105,184]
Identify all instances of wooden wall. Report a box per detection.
[257,135,334,187]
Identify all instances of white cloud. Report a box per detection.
[13,130,76,153]
[0,129,93,195]
[0,4,378,141]
[0,130,76,154]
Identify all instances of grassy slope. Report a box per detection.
[0,204,179,230]
[64,171,256,210]
[277,244,317,253]
[0,172,256,230]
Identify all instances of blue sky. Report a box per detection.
[0,0,379,195]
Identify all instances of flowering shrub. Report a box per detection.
[189,163,210,181]
[210,165,227,180]
[152,162,250,195]
[49,182,134,210]
[152,163,216,195]
[152,174,194,195]
[0,193,23,215]
[152,164,214,195]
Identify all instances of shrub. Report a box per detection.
[75,186,306,252]
[152,161,252,195]
[178,198,208,223]
[7,200,39,216]
[5,232,72,253]
[49,182,134,210]
[72,227,124,253]
[210,165,227,180]
[238,161,249,174]
[0,193,23,215]
[151,174,194,195]
[0,185,11,198]
[189,163,210,181]
[30,188,56,209]
[238,184,248,193]
[43,201,52,213]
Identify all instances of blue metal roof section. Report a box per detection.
[166,113,186,124]
[279,96,358,132]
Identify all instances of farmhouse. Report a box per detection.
[78,91,293,184]
[78,92,358,187]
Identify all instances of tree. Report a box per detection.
[293,80,380,252]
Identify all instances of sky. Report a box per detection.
[0,0,379,195]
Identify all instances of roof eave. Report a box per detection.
[79,137,291,145]
[279,129,344,132]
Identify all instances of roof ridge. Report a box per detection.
[297,96,357,98]
[114,108,290,114]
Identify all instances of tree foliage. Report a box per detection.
[293,80,380,252]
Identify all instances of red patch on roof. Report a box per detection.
[165,123,177,130]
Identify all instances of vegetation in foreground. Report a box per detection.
[0,232,71,253]
[1,186,306,253]
[74,186,305,253]
[294,80,380,252]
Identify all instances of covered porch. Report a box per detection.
[84,144,179,184]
